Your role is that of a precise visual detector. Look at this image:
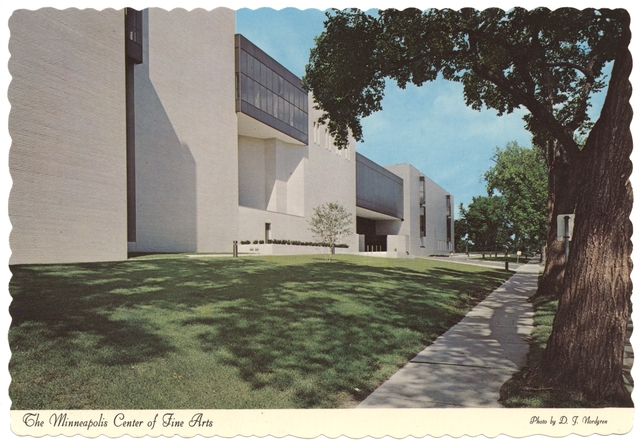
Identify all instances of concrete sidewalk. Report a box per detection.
[358,260,539,408]
[423,254,527,270]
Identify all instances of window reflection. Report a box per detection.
[238,47,308,141]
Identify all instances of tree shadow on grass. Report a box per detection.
[180,259,511,407]
[9,256,512,408]
[9,269,179,368]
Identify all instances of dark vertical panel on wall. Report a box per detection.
[125,59,136,241]
[355,153,404,219]
[125,8,143,242]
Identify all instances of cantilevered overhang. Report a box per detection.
[237,112,305,145]
[235,34,308,145]
[356,206,403,221]
[356,153,404,219]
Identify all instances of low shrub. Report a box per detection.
[253,239,349,248]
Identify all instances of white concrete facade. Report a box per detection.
[8,9,128,264]
[8,8,451,264]
[385,164,454,257]
[131,8,238,254]
[236,102,358,249]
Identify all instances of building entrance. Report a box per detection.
[357,217,387,252]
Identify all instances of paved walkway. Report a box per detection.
[358,259,539,408]
[424,253,527,270]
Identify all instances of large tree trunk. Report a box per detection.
[534,14,632,405]
[536,158,577,299]
[536,161,575,299]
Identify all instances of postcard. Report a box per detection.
[2,1,638,440]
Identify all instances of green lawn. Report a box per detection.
[10,254,512,409]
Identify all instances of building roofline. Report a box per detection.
[235,33,306,91]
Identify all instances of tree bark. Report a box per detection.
[534,14,632,405]
[536,158,577,299]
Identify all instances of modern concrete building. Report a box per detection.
[8,8,453,265]
[235,34,358,253]
[354,156,454,258]
[383,164,454,257]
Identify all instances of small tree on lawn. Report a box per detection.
[309,202,353,260]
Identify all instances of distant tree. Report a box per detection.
[484,142,547,254]
[453,214,469,253]
[458,196,510,257]
[308,202,353,260]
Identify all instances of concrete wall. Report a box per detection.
[424,174,454,254]
[8,9,128,264]
[237,97,358,252]
[305,103,358,250]
[132,8,238,253]
[238,136,267,210]
[387,235,410,258]
[238,243,353,256]
[239,137,307,216]
[385,164,453,257]
[238,206,307,243]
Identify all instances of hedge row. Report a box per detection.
[239,239,348,248]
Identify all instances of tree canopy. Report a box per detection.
[303,7,623,151]
[457,195,509,252]
[484,141,547,252]
[308,202,353,260]
[456,142,547,254]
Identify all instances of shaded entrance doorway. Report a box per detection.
[357,217,387,252]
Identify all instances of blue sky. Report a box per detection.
[236,7,607,216]
[236,8,532,214]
